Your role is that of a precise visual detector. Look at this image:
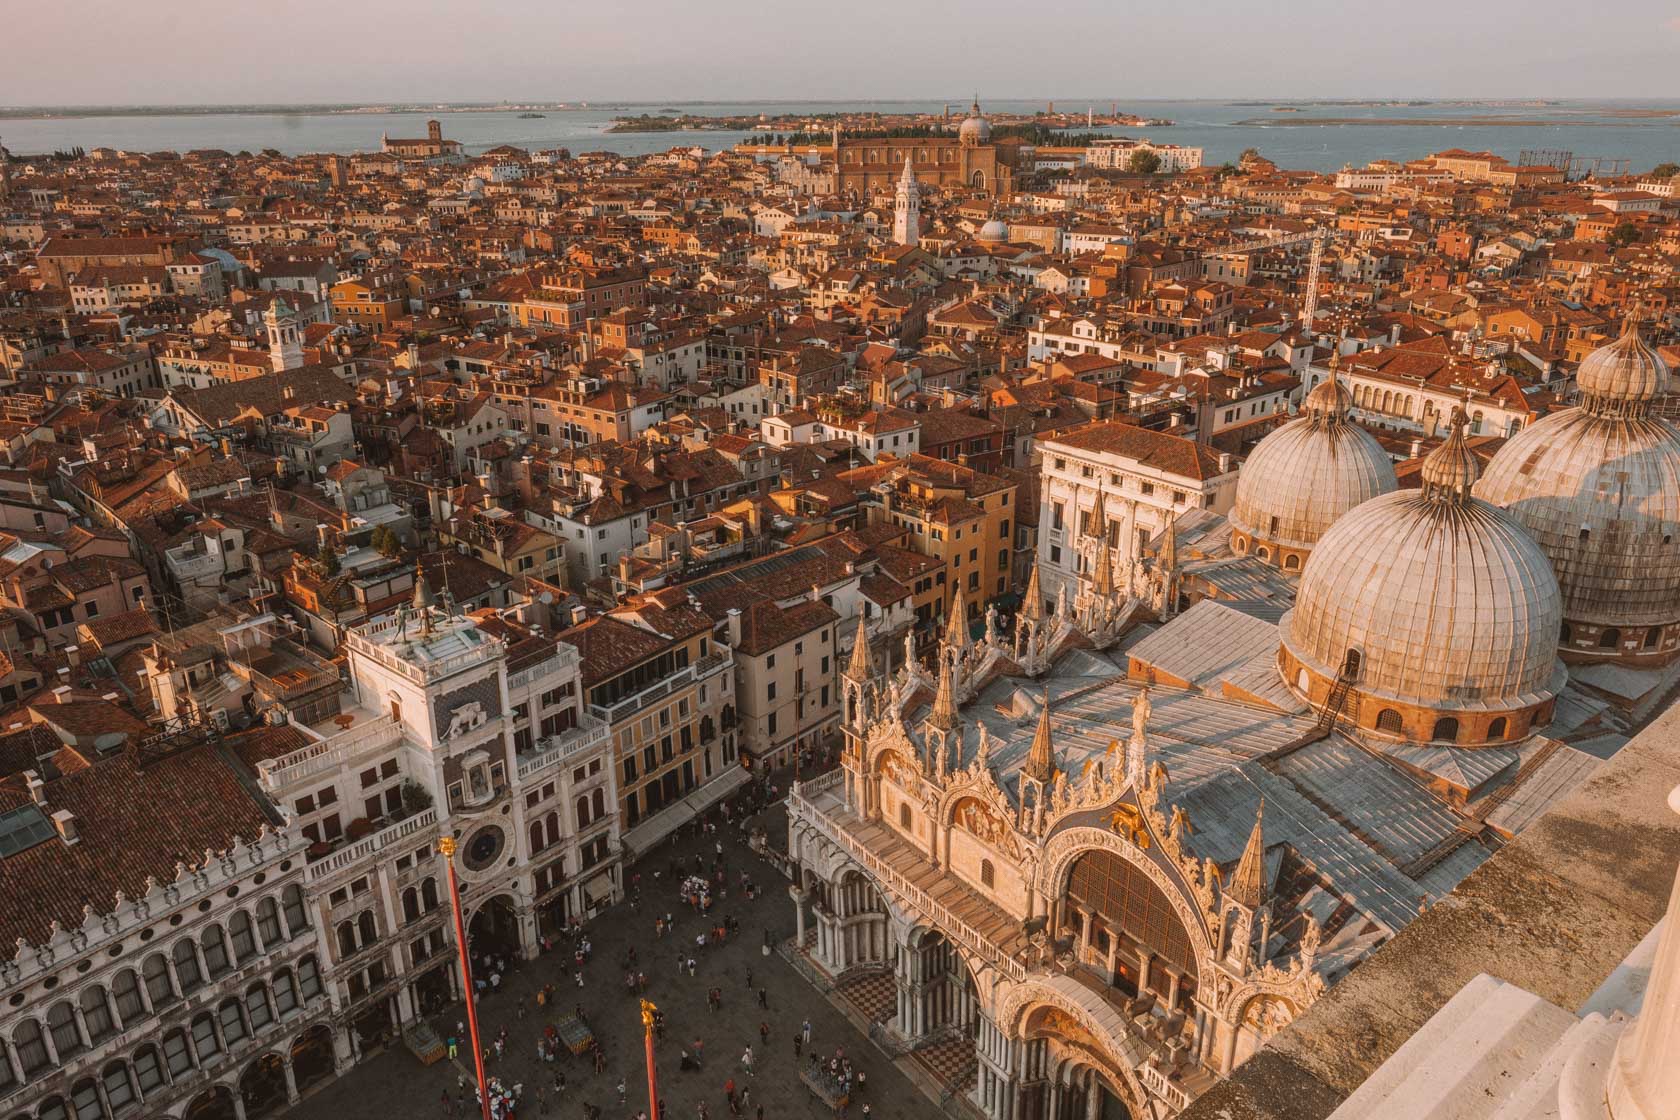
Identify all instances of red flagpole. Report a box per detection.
[439,837,493,1120]
[641,999,660,1120]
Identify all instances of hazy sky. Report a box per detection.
[3,0,1680,105]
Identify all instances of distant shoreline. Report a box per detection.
[0,104,607,121]
[1230,116,1675,128]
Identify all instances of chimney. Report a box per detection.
[24,770,44,806]
[1218,452,1232,473]
[1410,438,1423,458]
[569,604,588,626]
[51,809,78,846]
[726,607,742,647]
[64,644,79,668]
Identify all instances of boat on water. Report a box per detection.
[518,112,545,119]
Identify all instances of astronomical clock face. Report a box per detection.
[458,823,507,877]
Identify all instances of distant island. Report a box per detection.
[610,107,1167,136]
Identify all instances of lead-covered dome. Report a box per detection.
[1476,318,1680,663]
[1576,315,1670,410]
[1228,377,1398,570]
[1280,411,1566,745]
[959,99,991,146]
[977,218,1009,242]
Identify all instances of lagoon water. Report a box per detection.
[3,99,1679,173]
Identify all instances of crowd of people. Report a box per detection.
[422,763,887,1120]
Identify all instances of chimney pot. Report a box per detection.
[51,809,78,846]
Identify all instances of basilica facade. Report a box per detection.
[785,325,1680,1118]
[833,101,1016,198]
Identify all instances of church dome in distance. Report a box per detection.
[978,217,1010,242]
[1279,409,1566,746]
[1228,374,1398,570]
[959,98,991,146]
[1476,315,1680,664]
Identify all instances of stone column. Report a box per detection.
[1078,909,1093,956]
[791,888,807,945]
[1606,782,1680,1120]
[2,1038,23,1087]
[230,1090,248,1120]
[283,1056,300,1103]
[1220,1018,1239,1074]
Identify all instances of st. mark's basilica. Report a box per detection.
[785,318,1680,1120]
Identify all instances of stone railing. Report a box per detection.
[306,808,439,883]
[507,644,581,694]
[588,662,696,724]
[516,719,611,781]
[257,714,401,789]
[789,779,1026,984]
[1139,1064,1191,1113]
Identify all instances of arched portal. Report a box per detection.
[184,1086,238,1120]
[240,1052,289,1119]
[1049,1060,1132,1120]
[290,1025,336,1093]
[467,894,520,961]
[1020,1005,1139,1120]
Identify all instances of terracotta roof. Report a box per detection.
[1041,420,1231,481]
[0,739,278,946]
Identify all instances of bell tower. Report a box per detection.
[265,297,304,373]
[893,157,920,247]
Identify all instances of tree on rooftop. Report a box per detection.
[317,540,340,576]
[1651,162,1679,178]
[1127,150,1162,175]
[1609,222,1641,248]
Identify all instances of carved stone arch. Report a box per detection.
[869,744,917,791]
[1038,826,1217,955]
[829,855,915,934]
[1228,990,1302,1067]
[940,784,1023,860]
[997,981,1149,1118]
[1222,977,1309,1020]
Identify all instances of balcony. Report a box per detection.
[307,808,439,883]
[506,643,581,694]
[588,663,696,724]
[516,718,610,782]
[789,774,1029,984]
[257,712,402,791]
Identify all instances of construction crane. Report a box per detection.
[1207,227,1333,327]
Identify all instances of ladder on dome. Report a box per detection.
[1260,655,1360,765]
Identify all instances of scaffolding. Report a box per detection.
[1519,148,1572,170]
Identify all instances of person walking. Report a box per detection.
[801,1020,812,1046]
[616,1079,626,1104]
[793,1033,802,1059]
[756,987,768,1010]
[740,1046,754,1077]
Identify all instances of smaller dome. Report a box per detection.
[978,218,1009,242]
[959,99,991,146]
[1578,317,1669,410]
[1420,411,1482,502]
[1301,377,1354,420]
[1228,374,1397,556]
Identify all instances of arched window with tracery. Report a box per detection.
[1066,847,1199,1002]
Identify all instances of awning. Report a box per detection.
[620,764,753,857]
[580,872,615,906]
